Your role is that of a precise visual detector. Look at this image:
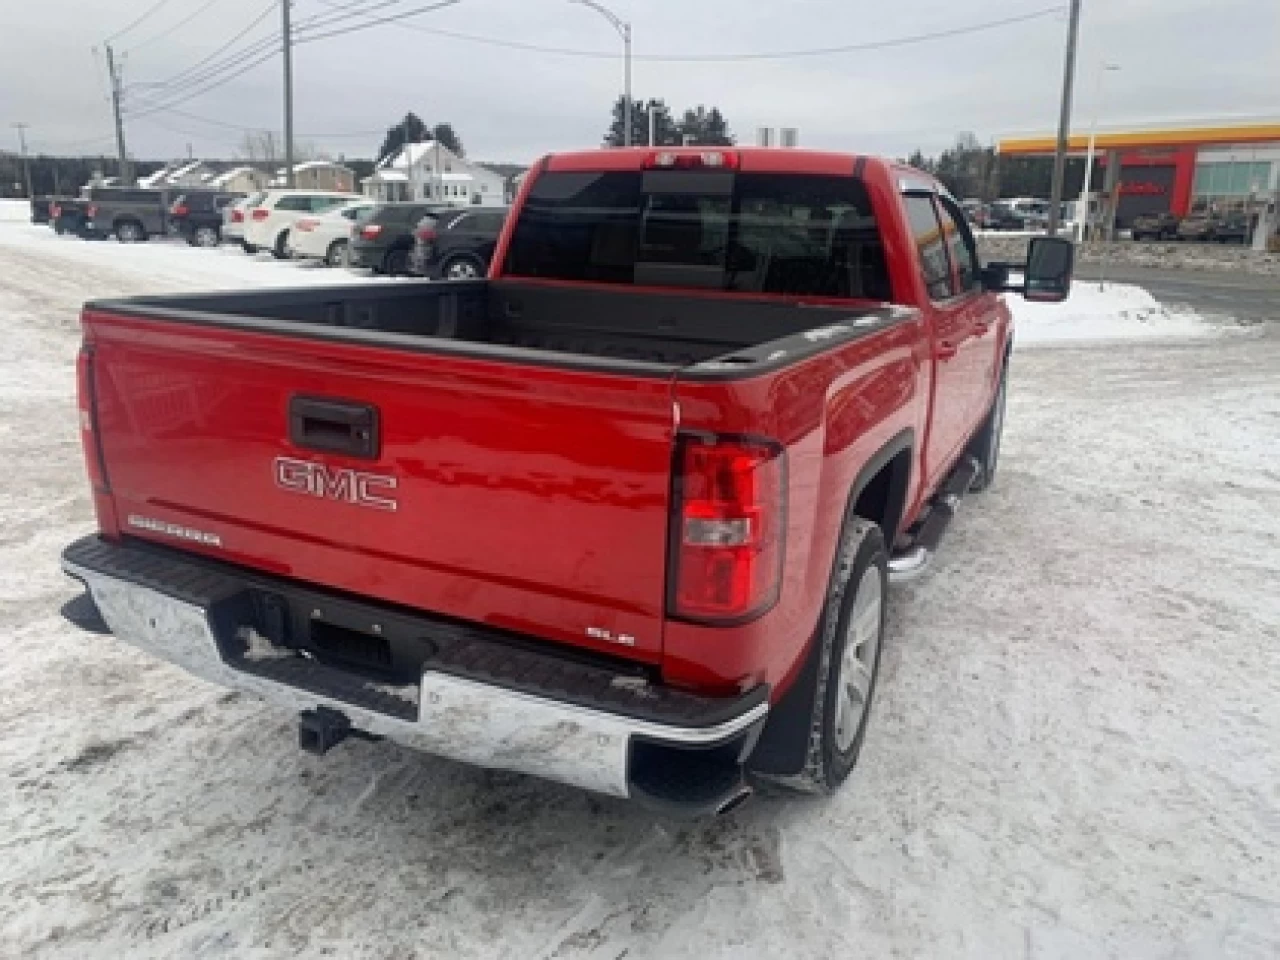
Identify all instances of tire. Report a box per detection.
[325,239,349,267]
[968,362,1008,492]
[115,220,145,243]
[272,231,290,260]
[241,240,258,254]
[774,518,887,794]
[442,255,484,280]
[192,225,220,248]
[384,247,409,276]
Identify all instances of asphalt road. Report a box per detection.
[1074,262,1278,323]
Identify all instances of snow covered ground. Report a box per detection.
[1,222,1278,959]
[1014,281,1212,345]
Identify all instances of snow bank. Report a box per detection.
[1011,281,1211,346]
[0,198,31,223]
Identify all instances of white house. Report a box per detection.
[362,140,506,207]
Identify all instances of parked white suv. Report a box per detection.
[285,200,376,266]
[222,192,265,246]
[242,190,363,258]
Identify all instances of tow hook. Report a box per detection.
[298,706,381,756]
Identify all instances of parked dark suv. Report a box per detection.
[409,207,508,279]
[170,192,244,247]
[1130,212,1180,241]
[347,202,442,275]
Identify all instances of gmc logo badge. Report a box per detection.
[273,456,398,512]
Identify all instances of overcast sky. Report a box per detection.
[3,0,1277,165]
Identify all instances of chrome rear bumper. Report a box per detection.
[62,538,767,812]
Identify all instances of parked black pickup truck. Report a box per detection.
[83,187,180,242]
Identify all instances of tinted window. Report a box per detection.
[274,196,311,211]
[904,194,952,301]
[378,203,434,223]
[310,196,352,212]
[935,196,981,295]
[504,172,887,299]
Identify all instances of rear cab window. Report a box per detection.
[503,171,889,300]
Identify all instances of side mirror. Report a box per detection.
[1023,236,1073,302]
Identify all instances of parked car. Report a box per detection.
[1213,214,1251,245]
[347,202,442,275]
[30,197,52,224]
[48,198,92,236]
[62,147,1073,815]
[285,200,376,265]
[1177,213,1250,244]
[1130,212,1181,241]
[241,190,363,258]
[169,191,244,247]
[408,207,508,279]
[222,193,265,247]
[81,187,170,242]
[985,201,1026,231]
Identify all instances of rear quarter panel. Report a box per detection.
[666,315,928,696]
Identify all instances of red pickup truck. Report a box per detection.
[62,148,1071,815]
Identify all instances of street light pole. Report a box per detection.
[282,0,295,188]
[1078,62,1121,241]
[1047,0,1083,235]
[12,123,33,199]
[569,0,632,147]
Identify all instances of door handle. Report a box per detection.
[936,342,959,360]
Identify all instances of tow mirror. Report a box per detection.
[1023,236,1073,302]
[981,236,1074,302]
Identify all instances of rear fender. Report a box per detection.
[748,429,913,775]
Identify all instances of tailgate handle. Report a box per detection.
[289,396,379,459]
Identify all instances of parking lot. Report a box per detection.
[1,222,1278,958]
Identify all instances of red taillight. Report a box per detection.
[171,204,188,216]
[86,204,98,218]
[251,208,270,221]
[231,209,245,223]
[50,203,61,218]
[414,227,437,243]
[76,346,109,495]
[671,436,785,622]
[295,218,318,232]
[359,223,383,240]
[643,150,740,171]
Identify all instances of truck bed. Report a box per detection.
[88,278,903,375]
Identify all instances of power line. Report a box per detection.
[127,0,222,53]
[105,0,177,45]
[126,0,461,118]
[135,2,277,94]
[313,1,1065,61]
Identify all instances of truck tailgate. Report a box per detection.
[85,311,677,661]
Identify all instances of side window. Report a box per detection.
[310,196,343,212]
[903,194,952,301]
[935,196,981,295]
[274,196,307,212]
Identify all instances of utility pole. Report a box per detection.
[1047,0,1082,235]
[12,123,33,198]
[105,44,131,183]
[282,0,295,188]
